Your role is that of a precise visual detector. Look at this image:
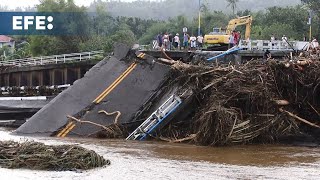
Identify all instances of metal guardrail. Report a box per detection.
[238,40,309,51]
[0,84,71,97]
[0,50,104,67]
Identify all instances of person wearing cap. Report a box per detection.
[197,34,204,49]
[190,34,197,50]
[312,36,319,48]
[174,33,180,49]
[282,35,288,49]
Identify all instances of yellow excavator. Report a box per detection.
[203,15,253,50]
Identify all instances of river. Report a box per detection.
[0,128,319,180]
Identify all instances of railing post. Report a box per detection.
[56,56,58,64]
[41,57,43,65]
[64,54,66,63]
[268,41,272,50]
[278,41,281,50]
[89,52,91,59]
[80,54,82,61]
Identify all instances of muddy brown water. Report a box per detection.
[0,128,319,180]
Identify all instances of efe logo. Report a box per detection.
[13,16,53,30]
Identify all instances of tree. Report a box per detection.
[301,0,320,13]
[226,0,239,14]
[104,29,136,52]
[29,0,90,56]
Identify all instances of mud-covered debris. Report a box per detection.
[0,141,109,171]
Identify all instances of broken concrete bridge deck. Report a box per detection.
[15,44,178,137]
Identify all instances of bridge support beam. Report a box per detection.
[0,62,95,88]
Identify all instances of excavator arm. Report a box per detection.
[226,15,253,40]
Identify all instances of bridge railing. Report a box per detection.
[239,40,309,51]
[0,50,104,67]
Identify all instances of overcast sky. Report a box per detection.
[1,0,151,9]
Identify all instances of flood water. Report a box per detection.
[0,128,319,180]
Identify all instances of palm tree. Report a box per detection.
[226,0,239,15]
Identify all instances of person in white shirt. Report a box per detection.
[197,34,204,49]
[270,34,275,41]
[162,32,170,50]
[173,33,180,49]
[270,34,275,48]
[282,35,288,48]
[312,36,319,48]
[282,35,287,42]
[190,34,197,50]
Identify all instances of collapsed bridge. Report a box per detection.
[12,43,320,146]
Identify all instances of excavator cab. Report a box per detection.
[210,28,226,34]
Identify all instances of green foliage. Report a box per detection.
[140,5,316,44]
[260,23,297,40]
[29,0,90,56]
[301,0,320,16]
[202,11,230,34]
[226,0,239,14]
[14,41,32,59]
[139,23,167,44]
[104,29,136,53]
[79,36,108,52]
[252,5,317,40]
[88,0,301,20]
[0,46,13,61]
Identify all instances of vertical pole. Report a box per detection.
[39,71,43,86]
[198,0,201,36]
[50,70,55,86]
[29,72,33,86]
[17,73,21,87]
[308,10,313,41]
[309,25,312,41]
[76,67,81,79]
[64,68,68,85]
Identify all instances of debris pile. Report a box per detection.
[0,141,109,170]
[303,44,320,60]
[158,58,320,145]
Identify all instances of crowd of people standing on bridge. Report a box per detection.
[156,30,242,51]
[156,32,204,51]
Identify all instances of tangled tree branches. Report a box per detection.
[159,59,320,146]
[0,141,109,171]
